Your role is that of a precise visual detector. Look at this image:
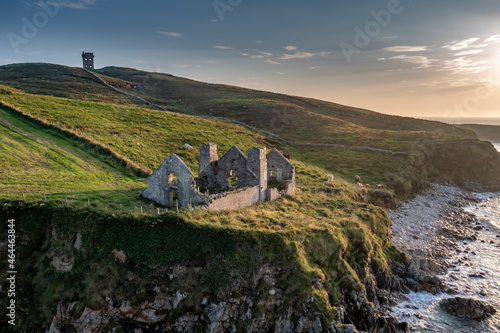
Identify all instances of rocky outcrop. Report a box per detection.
[44,254,412,333]
[47,293,349,333]
[439,297,497,321]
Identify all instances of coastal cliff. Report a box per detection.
[1,200,436,333]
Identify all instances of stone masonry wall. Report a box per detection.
[267,148,295,182]
[207,186,260,211]
[198,146,259,192]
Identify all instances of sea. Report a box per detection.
[426,117,500,126]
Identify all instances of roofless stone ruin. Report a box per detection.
[142,143,296,211]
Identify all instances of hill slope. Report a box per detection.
[1,63,499,195]
[94,67,473,138]
[0,63,144,107]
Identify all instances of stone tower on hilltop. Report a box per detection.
[82,52,95,70]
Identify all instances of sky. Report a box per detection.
[1,0,500,120]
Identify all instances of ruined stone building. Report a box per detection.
[142,144,295,211]
[82,52,95,70]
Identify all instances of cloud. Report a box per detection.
[277,72,286,75]
[173,64,202,68]
[308,66,320,70]
[454,49,482,57]
[377,58,386,61]
[255,40,263,44]
[382,46,428,52]
[257,51,273,57]
[390,55,435,69]
[283,45,297,51]
[485,35,500,43]
[442,38,480,51]
[440,57,490,74]
[240,53,264,59]
[276,51,330,60]
[264,59,281,65]
[214,45,234,50]
[156,31,184,38]
[43,0,96,9]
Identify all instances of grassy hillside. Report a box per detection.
[94,67,472,136]
[0,105,146,212]
[0,83,402,189]
[0,85,268,173]
[0,63,144,107]
[2,63,497,194]
[0,84,274,214]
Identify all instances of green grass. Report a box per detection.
[93,66,475,147]
[0,63,144,107]
[0,106,146,212]
[0,84,422,195]
[0,85,268,174]
[0,181,400,330]
[1,63,485,195]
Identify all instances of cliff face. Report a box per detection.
[0,202,411,333]
[428,139,500,191]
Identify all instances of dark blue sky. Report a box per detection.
[1,0,499,118]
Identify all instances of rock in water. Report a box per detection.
[439,297,496,321]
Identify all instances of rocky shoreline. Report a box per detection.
[387,183,499,330]
[389,184,480,272]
